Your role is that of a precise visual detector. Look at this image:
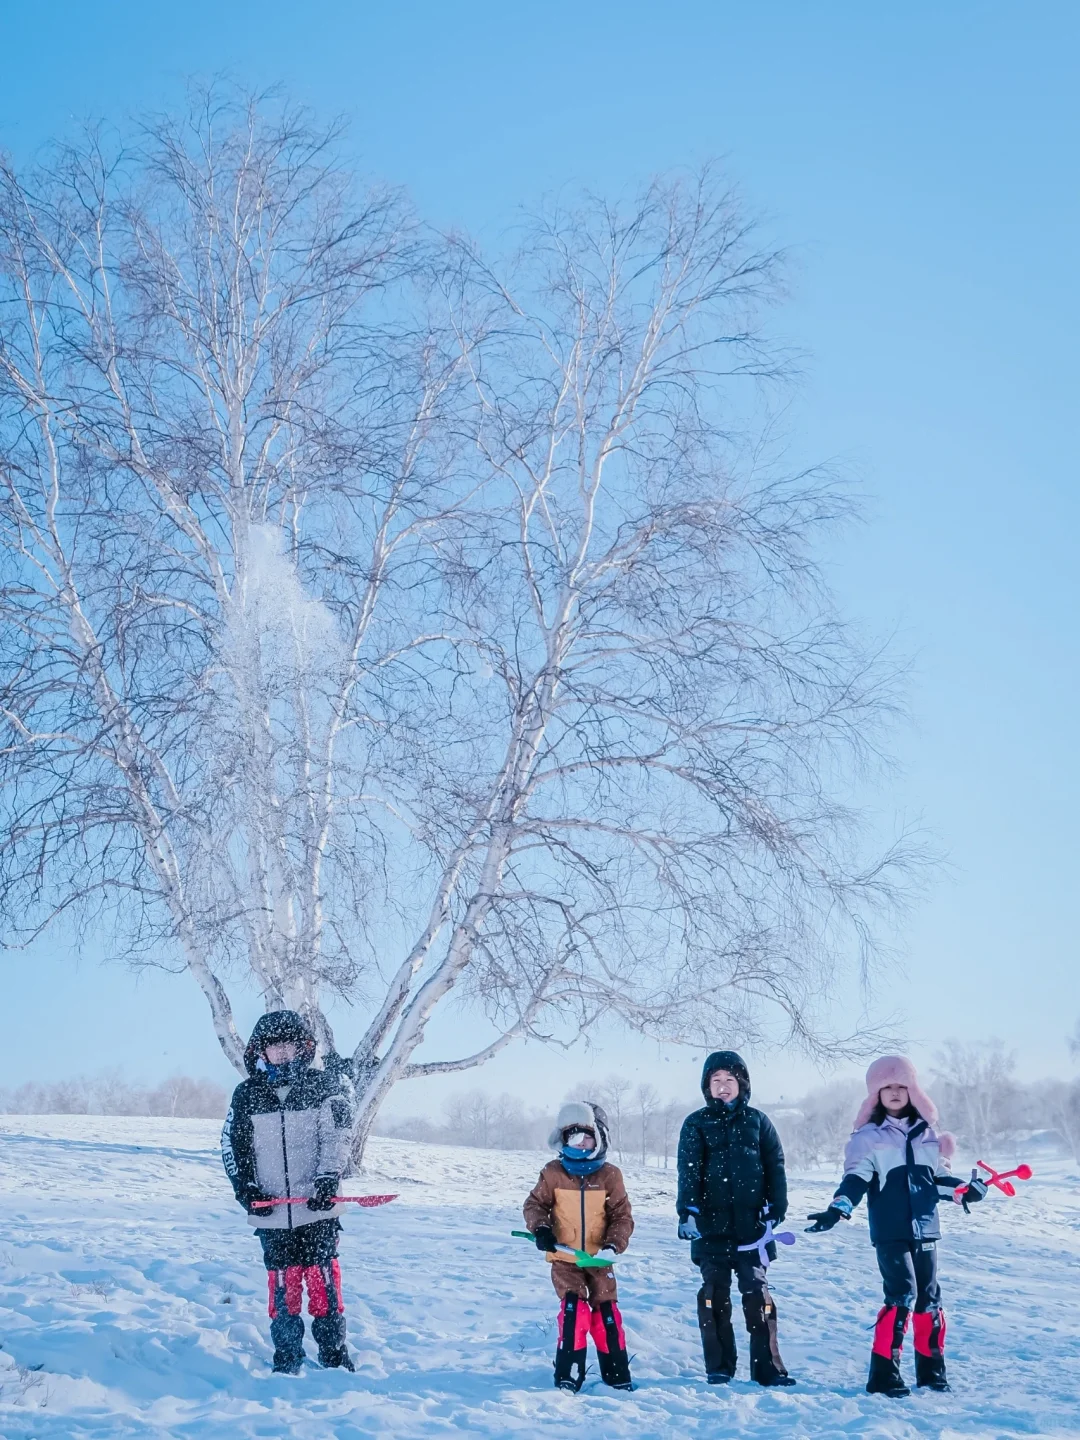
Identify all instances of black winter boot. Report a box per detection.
[270,1314,305,1375]
[312,1314,353,1370]
[867,1350,911,1397]
[744,1292,795,1387]
[554,1294,588,1392]
[592,1301,634,1390]
[698,1282,737,1382]
[913,1308,949,1391]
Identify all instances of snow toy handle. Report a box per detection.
[736,1213,797,1269]
[250,1194,399,1209]
[955,1160,1033,1201]
[510,1230,616,1268]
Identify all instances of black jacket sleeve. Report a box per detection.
[759,1114,788,1222]
[676,1113,705,1220]
[221,1083,257,1201]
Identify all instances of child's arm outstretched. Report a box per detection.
[805,1129,874,1233]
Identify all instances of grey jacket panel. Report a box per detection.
[247,1088,353,1230]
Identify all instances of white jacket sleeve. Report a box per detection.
[315,1080,355,1180]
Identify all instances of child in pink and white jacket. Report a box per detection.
[805,1056,987,1397]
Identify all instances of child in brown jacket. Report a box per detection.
[523,1101,634,1392]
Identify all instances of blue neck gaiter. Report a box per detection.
[559,1145,606,1176]
[258,1057,306,1088]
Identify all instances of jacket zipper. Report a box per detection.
[580,1178,586,1252]
[279,1105,292,1230]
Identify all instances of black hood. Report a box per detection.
[700,1049,751,1104]
[244,1010,317,1078]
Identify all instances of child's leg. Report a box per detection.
[734,1251,793,1386]
[299,1220,352,1369]
[867,1243,916,1396]
[586,1270,632,1389]
[259,1230,306,1373]
[910,1243,947,1390]
[551,1265,591,1392]
[696,1256,737,1380]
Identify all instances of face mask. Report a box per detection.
[257,1055,303,1086]
[565,1130,595,1151]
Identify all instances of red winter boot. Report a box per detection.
[267,1265,305,1374]
[554,1293,591,1392]
[867,1305,911,1397]
[590,1300,634,1390]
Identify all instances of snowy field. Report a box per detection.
[0,1114,1077,1439]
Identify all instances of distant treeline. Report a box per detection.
[4,1037,1077,1164]
[376,1039,1080,1168]
[0,1070,230,1119]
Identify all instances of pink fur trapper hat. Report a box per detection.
[854,1055,940,1130]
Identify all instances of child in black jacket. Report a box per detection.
[677,1050,795,1387]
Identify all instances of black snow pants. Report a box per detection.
[874,1240,940,1312]
[258,1218,347,1367]
[696,1247,789,1382]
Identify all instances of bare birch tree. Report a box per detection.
[0,91,465,1073]
[0,91,914,1157]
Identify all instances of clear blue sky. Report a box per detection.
[1,1,1077,1102]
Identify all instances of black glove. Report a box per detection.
[762,1205,786,1226]
[532,1225,558,1252]
[307,1175,339,1212]
[961,1177,988,1213]
[805,1205,847,1233]
[241,1185,275,1215]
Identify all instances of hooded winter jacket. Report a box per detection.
[220,1011,354,1231]
[835,1115,962,1245]
[676,1050,787,1248]
[523,1160,634,1260]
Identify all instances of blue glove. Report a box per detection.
[678,1213,702,1241]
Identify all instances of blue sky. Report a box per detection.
[0,2,1077,1104]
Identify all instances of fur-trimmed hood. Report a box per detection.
[547,1100,610,1157]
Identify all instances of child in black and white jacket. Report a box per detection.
[805,1055,987,1397]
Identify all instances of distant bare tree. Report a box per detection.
[771,1080,863,1171]
[658,1099,691,1169]
[933,1040,1019,1153]
[634,1083,661,1165]
[0,88,915,1159]
[591,1075,633,1161]
[147,1074,229,1119]
[1049,1021,1080,1160]
[379,1087,543,1150]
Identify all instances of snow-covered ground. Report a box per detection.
[0,1114,1076,1438]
